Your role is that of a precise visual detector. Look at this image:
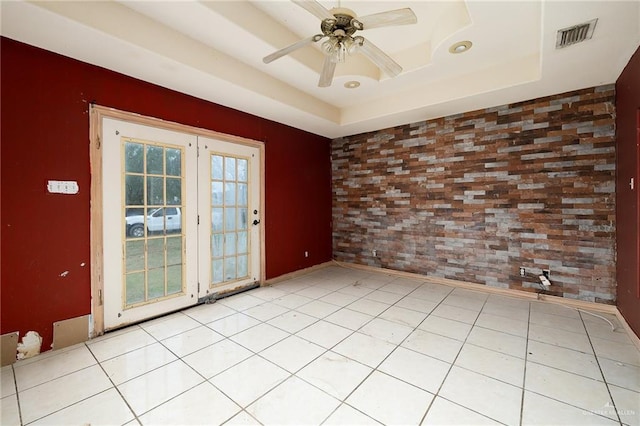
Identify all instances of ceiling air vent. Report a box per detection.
[556,19,598,49]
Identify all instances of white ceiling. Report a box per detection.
[2,1,639,138]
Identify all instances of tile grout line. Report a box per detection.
[135,318,259,425]
[578,310,625,425]
[86,341,144,425]
[229,272,383,423]
[297,273,424,424]
[16,342,142,425]
[518,298,532,426]
[14,346,129,425]
[97,322,232,424]
[11,363,24,426]
[184,283,347,420]
[316,275,432,425]
[417,289,505,425]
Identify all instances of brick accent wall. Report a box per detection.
[332,85,616,303]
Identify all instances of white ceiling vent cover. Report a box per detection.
[556,19,598,49]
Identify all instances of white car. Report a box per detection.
[126,207,181,237]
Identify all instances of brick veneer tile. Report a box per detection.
[332,85,616,303]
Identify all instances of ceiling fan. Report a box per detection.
[263,0,417,87]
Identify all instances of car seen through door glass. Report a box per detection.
[126,207,182,237]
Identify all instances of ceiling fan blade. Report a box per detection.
[292,0,335,21]
[358,38,402,77]
[318,56,336,87]
[263,35,321,64]
[356,8,417,30]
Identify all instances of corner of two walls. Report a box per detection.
[332,85,616,303]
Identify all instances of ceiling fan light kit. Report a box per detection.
[263,0,417,87]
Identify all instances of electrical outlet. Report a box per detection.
[519,267,526,277]
[542,269,550,279]
[372,249,377,257]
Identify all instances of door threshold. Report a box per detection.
[198,282,261,304]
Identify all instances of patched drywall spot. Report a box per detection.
[17,331,42,359]
[59,271,69,277]
[1,332,19,366]
[52,315,90,350]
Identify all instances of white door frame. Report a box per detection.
[90,105,265,337]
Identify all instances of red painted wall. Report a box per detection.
[0,37,332,351]
[616,45,640,336]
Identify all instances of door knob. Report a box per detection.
[252,219,260,226]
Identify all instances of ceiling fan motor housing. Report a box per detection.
[321,10,361,37]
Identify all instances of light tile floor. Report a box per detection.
[2,266,640,425]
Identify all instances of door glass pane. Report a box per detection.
[224,183,236,205]
[212,259,223,284]
[225,233,237,256]
[209,153,252,287]
[166,178,181,205]
[167,265,182,294]
[166,148,181,176]
[212,182,223,206]
[237,255,248,278]
[238,183,248,206]
[125,175,144,205]
[146,207,161,234]
[148,268,165,300]
[212,208,223,232]
[125,142,144,173]
[237,231,248,254]
[125,240,145,272]
[147,239,165,270]
[147,177,164,206]
[126,273,145,305]
[225,207,236,231]
[212,234,223,257]
[211,155,223,180]
[237,159,248,182]
[225,157,236,180]
[122,139,185,308]
[225,257,237,281]
[238,208,248,230]
[146,145,164,175]
[167,237,182,266]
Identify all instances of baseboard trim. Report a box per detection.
[264,261,335,286]
[614,310,640,352]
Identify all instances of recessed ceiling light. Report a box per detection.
[344,81,360,89]
[449,41,472,54]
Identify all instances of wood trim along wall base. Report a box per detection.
[263,261,335,286]
[616,310,640,352]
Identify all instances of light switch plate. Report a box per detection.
[47,180,79,194]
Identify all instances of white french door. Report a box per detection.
[198,137,261,298]
[100,117,262,330]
